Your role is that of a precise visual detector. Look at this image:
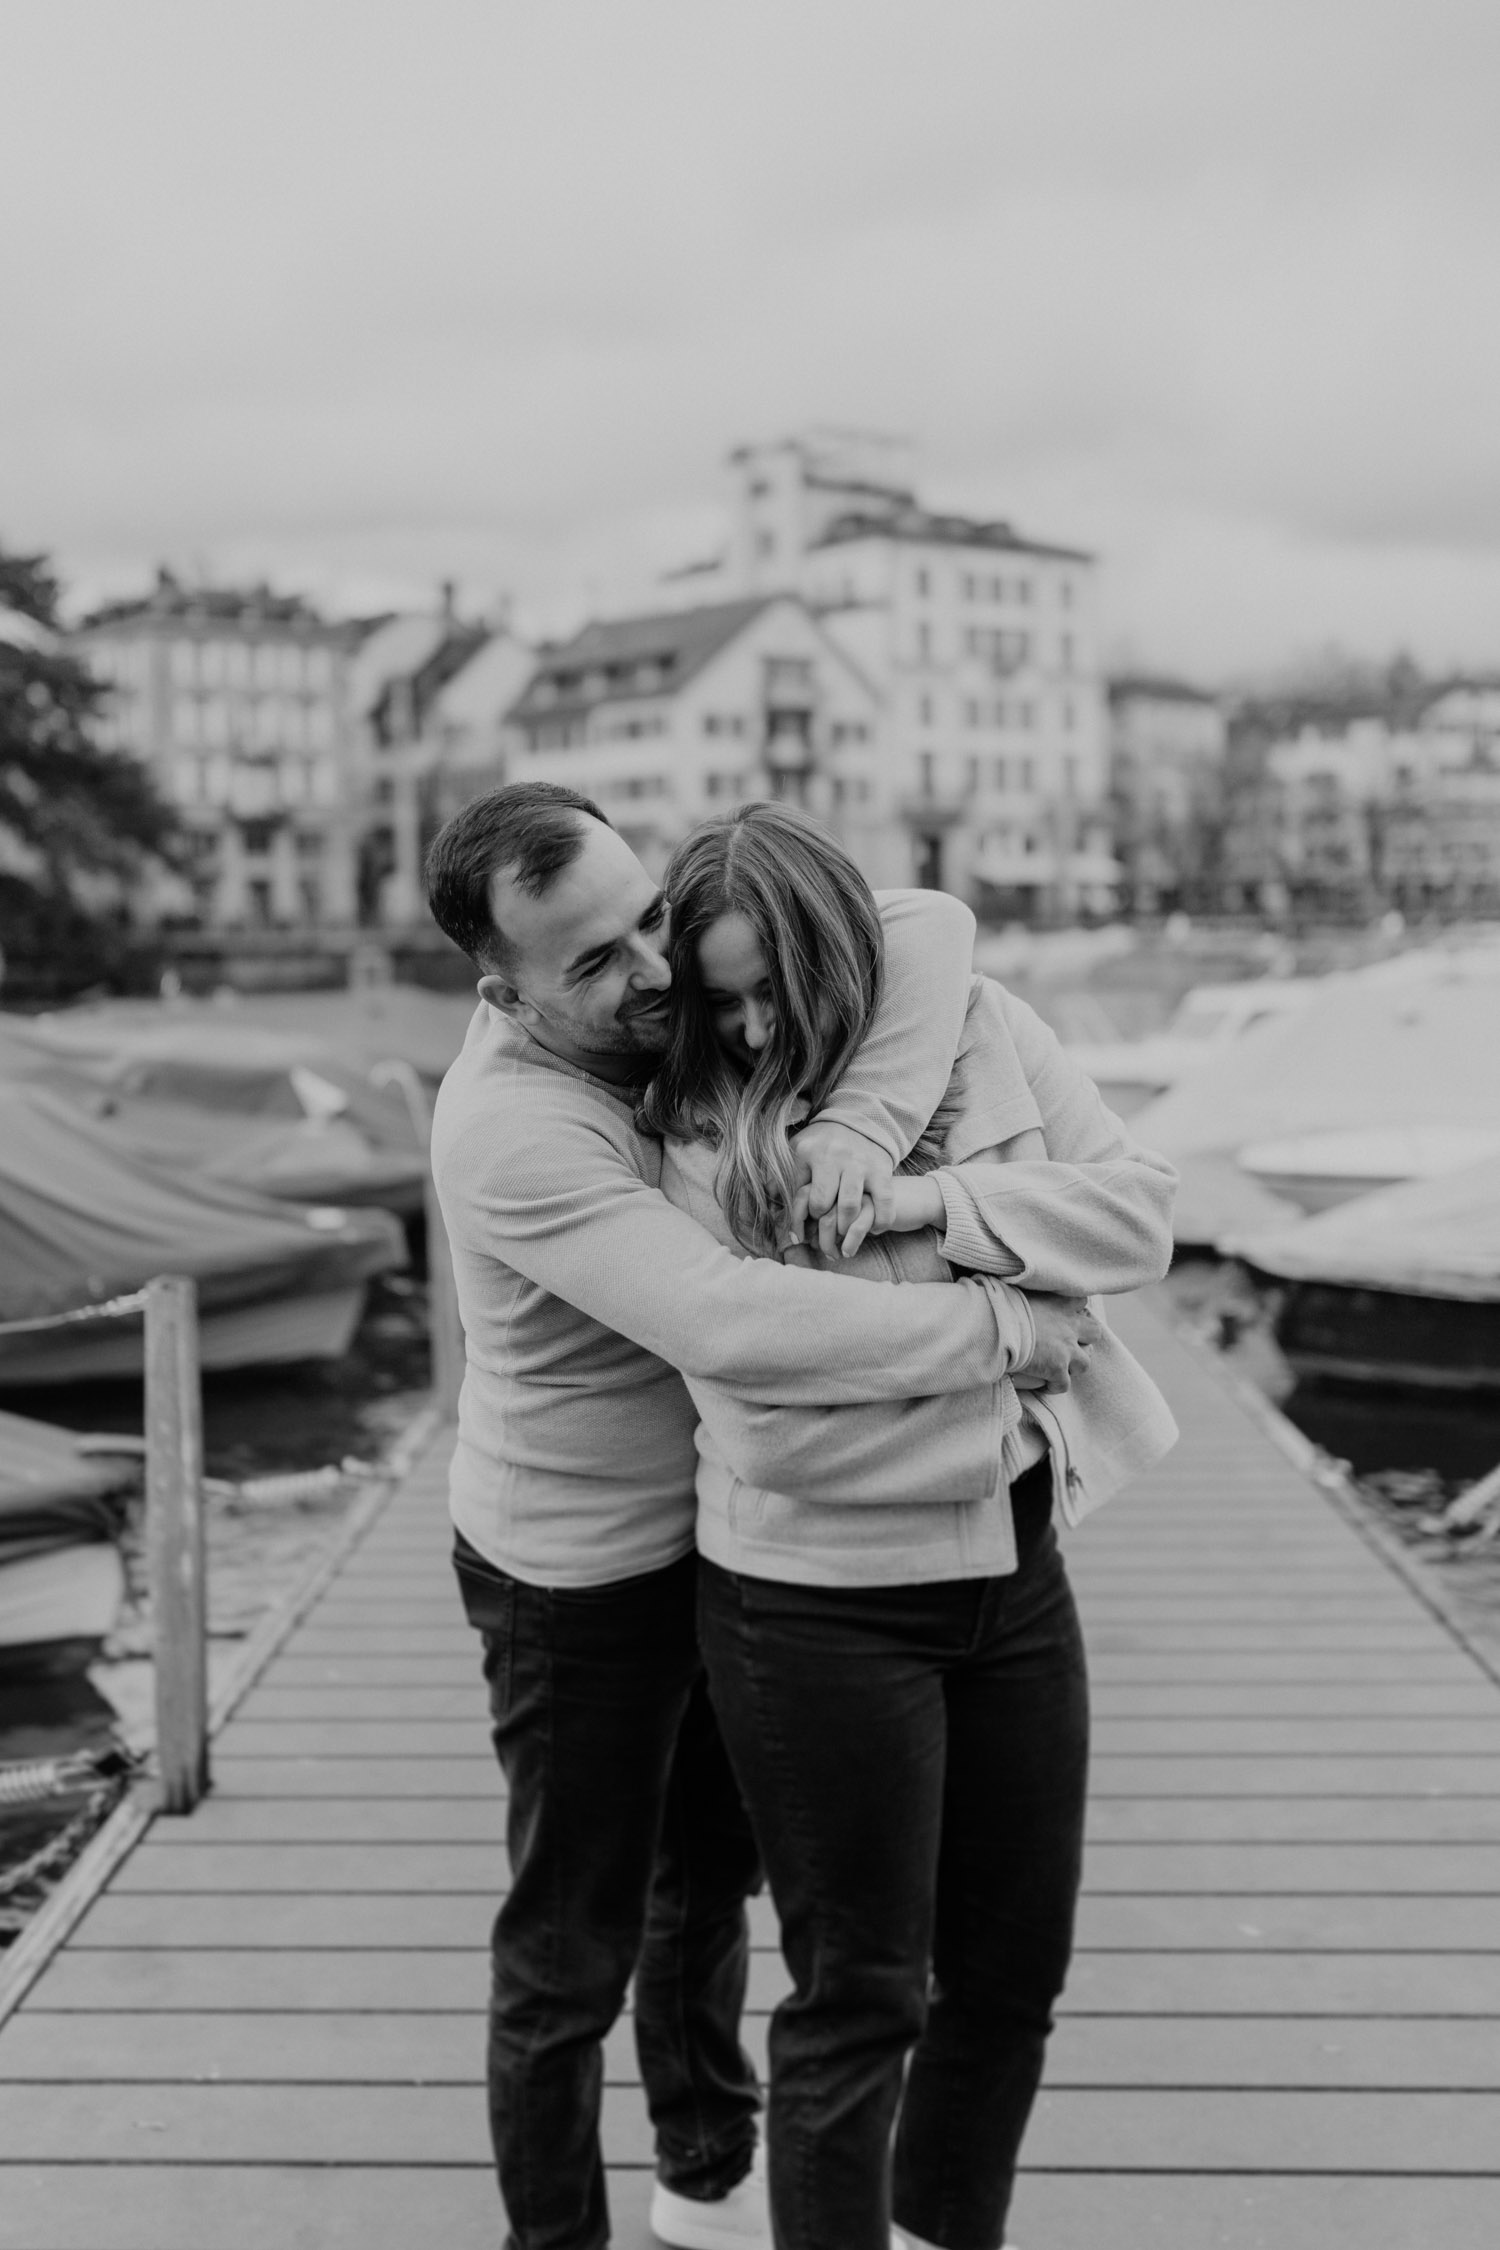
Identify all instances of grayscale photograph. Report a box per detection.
[2,6,1498,2248]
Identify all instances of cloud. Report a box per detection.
[4,0,1500,670]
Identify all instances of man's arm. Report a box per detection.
[686,1380,1005,1507]
[438,1097,1035,1406]
[685,1286,1096,1505]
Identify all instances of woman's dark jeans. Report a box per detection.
[697,1465,1089,2250]
[454,1539,763,2250]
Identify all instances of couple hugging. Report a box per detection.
[426,782,1178,2250]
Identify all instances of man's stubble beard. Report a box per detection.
[531,995,671,1063]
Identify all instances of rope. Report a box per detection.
[0,1291,147,1340]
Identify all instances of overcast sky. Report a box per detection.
[5,0,1500,677]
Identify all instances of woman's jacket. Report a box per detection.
[660,976,1180,1587]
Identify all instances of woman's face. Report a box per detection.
[696,911,777,1072]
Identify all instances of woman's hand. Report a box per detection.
[787,1122,895,1259]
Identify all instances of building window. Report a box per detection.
[1020,758,1035,792]
[917,751,936,798]
[1062,697,1075,729]
[919,695,934,726]
[964,756,979,794]
[992,757,1007,791]
[1060,578,1074,608]
[757,531,776,560]
[1018,701,1034,729]
[1063,756,1078,795]
[1060,634,1073,673]
[1016,578,1032,604]
[916,621,931,661]
[965,698,981,727]
[915,567,930,598]
[962,573,976,601]
[242,820,276,856]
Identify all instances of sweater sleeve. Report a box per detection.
[684,1283,1034,1505]
[809,889,976,1162]
[932,984,1178,1294]
[437,1087,1025,1405]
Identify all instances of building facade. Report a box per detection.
[504,595,883,877]
[361,619,532,926]
[1229,684,1500,919]
[75,573,367,929]
[1107,676,1228,913]
[663,433,1116,914]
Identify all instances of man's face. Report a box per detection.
[482,818,673,1067]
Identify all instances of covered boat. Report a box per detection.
[0,1407,135,1673]
[13,1018,428,1215]
[0,1084,405,1384]
[1226,1153,1500,1392]
[1130,942,1500,1245]
[1237,1124,1500,1215]
[1065,978,1319,1118]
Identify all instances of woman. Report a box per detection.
[641,801,1177,2250]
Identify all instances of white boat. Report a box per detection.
[1130,942,1500,1245]
[1065,979,1319,1117]
[1238,1125,1500,1215]
[0,1407,135,1668]
[1226,1153,1500,1393]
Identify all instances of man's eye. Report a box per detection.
[642,899,667,932]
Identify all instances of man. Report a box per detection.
[426,782,1092,2250]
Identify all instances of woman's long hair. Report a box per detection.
[641,801,885,1256]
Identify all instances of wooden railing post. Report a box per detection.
[145,1275,208,1813]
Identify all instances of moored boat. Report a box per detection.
[0,1085,406,1386]
[1226,1152,1500,1393]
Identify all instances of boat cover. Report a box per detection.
[23,1017,420,1146]
[1131,944,1500,1159]
[0,1084,406,1331]
[1226,1151,1500,1302]
[64,1091,426,1209]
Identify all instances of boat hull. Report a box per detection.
[0,1284,369,1387]
[1275,1281,1500,1394]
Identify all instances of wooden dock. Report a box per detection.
[3,1295,1500,2249]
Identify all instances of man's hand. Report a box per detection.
[1013,1293,1103,1393]
[788,1122,895,1260]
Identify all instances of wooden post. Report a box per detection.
[423,1163,465,1417]
[145,1275,209,1813]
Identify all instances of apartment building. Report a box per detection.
[1250,686,1500,916]
[1107,675,1227,912]
[666,433,1116,913]
[361,619,531,925]
[504,594,883,876]
[76,572,367,928]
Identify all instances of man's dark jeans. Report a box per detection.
[697,1462,1089,2250]
[453,1539,763,2250]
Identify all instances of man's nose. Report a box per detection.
[627,939,672,993]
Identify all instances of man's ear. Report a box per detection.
[477,972,525,1017]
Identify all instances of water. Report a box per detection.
[0,1272,433,1481]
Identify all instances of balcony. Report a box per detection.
[897,790,968,830]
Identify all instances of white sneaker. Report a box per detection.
[650,2160,771,2250]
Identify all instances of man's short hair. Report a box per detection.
[425,781,608,973]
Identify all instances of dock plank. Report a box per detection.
[6,1299,1500,2249]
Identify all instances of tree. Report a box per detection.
[0,542,181,999]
